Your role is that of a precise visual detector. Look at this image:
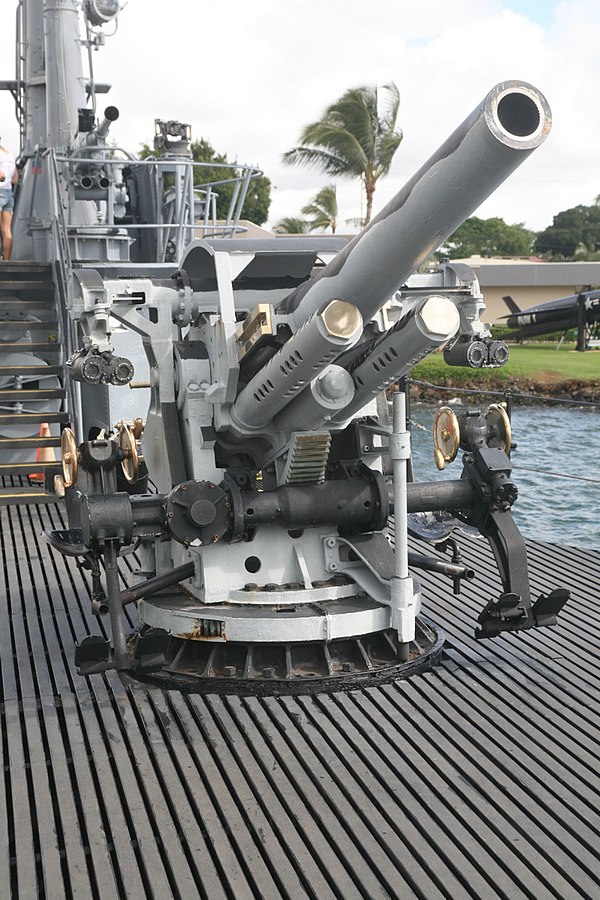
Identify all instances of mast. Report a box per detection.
[43,0,87,153]
[11,0,121,260]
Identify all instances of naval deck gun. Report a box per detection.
[46,75,568,687]
[0,0,569,688]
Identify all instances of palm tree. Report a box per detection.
[301,184,338,233]
[273,216,310,234]
[283,83,402,226]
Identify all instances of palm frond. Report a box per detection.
[273,216,310,234]
[377,83,400,132]
[300,184,338,233]
[283,81,403,224]
[375,128,403,177]
[298,122,369,173]
[282,147,348,176]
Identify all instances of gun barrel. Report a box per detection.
[274,364,355,433]
[231,299,362,431]
[281,81,551,327]
[332,295,460,423]
[92,105,120,141]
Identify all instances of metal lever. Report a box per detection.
[389,392,415,659]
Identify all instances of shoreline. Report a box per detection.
[407,377,600,406]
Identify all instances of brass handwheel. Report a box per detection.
[61,427,79,487]
[485,403,512,453]
[433,406,460,471]
[118,422,139,483]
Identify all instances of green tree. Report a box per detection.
[272,217,310,234]
[534,204,600,259]
[140,137,271,225]
[442,216,535,258]
[282,83,402,226]
[301,184,338,233]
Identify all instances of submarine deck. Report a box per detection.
[1,498,599,899]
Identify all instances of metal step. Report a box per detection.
[0,300,56,310]
[0,343,61,354]
[0,280,55,291]
[0,461,58,474]
[0,320,58,328]
[0,487,51,506]
[0,436,61,449]
[0,412,69,424]
[0,342,61,352]
[0,260,52,269]
[0,365,64,376]
[0,261,66,507]
[0,388,66,400]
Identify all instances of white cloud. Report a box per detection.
[0,0,598,232]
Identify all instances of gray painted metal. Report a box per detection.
[283,81,551,329]
[1,495,599,898]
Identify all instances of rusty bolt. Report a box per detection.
[223,665,236,677]
[181,483,187,491]
[167,511,173,519]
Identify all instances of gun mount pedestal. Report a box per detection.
[42,78,569,692]
[132,616,444,696]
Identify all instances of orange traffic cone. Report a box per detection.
[29,422,56,483]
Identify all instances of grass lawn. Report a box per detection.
[412,342,600,386]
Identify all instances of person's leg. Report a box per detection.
[0,211,13,260]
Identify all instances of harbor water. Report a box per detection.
[409,402,600,550]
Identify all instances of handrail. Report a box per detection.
[46,148,72,270]
[53,152,263,251]
[42,148,82,437]
[55,153,262,189]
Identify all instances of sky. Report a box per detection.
[0,0,599,234]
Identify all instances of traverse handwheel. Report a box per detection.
[118,422,139,483]
[485,403,512,453]
[433,406,460,471]
[61,427,79,487]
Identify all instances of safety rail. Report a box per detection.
[54,150,262,262]
[406,377,600,410]
[46,148,82,437]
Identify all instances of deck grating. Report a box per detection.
[0,499,599,898]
